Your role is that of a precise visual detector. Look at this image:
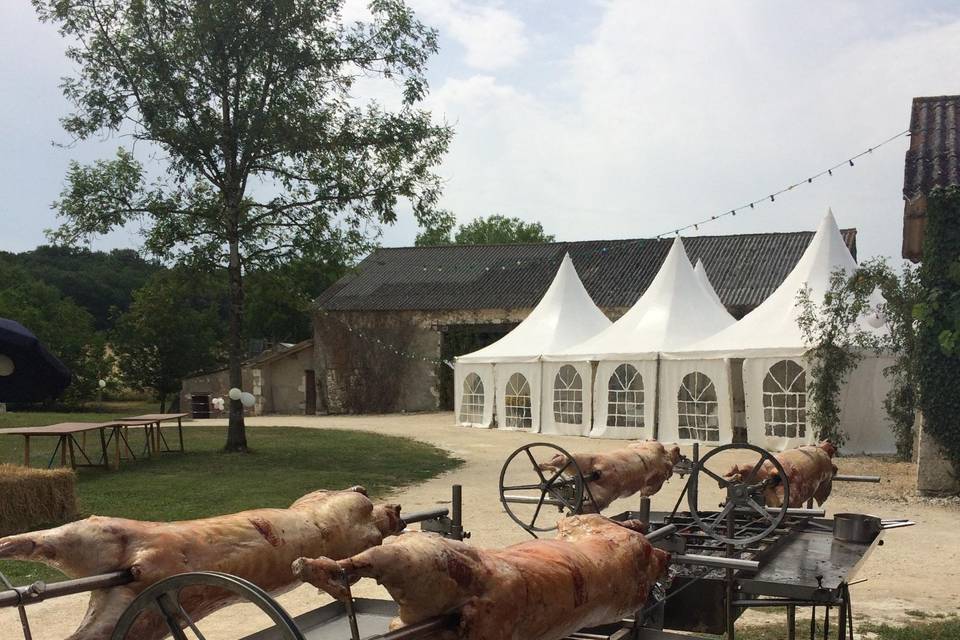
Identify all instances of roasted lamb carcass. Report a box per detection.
[0,486,401,640]
[723,441,838,507]
[294,514,670,640]
[538,440,681,512]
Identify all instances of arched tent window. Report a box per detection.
[677,372,719,441]
[607,364,644,427]
[553,365,583,424]
[763,360,807,438]
[460,373,484,423]
[504,373,532,430]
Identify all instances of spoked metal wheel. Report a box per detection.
[499,442,590,537]
[687,443,790,547]
[111,571,305,640]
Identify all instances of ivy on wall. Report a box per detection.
[915,186,960,476]
[796,270,876,448]
[855,258,923,459]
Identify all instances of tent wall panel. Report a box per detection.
[541,361,592,436]
[454,363,495,428]
[589,359,658,439]
[658,358,734,445]
[743,356,815,451]
[493,362,542,433]
[837,355,896,455]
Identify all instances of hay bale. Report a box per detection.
[0,464,77,536]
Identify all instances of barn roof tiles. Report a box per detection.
[903,95,960,200]
[315,228,857,313]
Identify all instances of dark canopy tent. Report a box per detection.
[0,318,72,403]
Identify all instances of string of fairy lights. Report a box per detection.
[318,129,911,365]
[653,129,910,239]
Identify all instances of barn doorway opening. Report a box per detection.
[304,369,317,415]
[191,393,211,419]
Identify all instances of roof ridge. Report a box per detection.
[369,227,855,253]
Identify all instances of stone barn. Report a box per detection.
[312,229,857,414]
[180,339,317,417]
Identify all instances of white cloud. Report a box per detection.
[411,0,529,70]
[419,1,960,261]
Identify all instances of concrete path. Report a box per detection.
[3,412,956,638]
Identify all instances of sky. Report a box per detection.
[2,1,960,262]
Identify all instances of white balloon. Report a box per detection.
[228,387,242,401]
[866,311,885,329]
[240,392,256,408]
[0,354,13,377]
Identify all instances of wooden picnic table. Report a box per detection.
[117,413,189,455]
[0,422,123,470]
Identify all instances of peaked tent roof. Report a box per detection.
[544,238,735,361]
[457,254,611,363]
[695,259,724,308]
[671,210,857,358]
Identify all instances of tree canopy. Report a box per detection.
[0,246,159,330]
[415,213,554,246]
[0,256,109,402]
[37,0,452,450]
[111,268,224,410]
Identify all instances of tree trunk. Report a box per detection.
[224,236,248,452]
[159,393,167,413]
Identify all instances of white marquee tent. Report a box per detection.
[542,238,735,439]
[453,254,611,431]
[661,211,895,453]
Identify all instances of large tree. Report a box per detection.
[37,0,452,450]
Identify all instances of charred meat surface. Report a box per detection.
[539,440,681,512]
[0,487,401,640]
[294,514,670,640]
[724,441,838,507]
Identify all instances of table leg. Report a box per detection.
[67,436,76,469]
[155,422,161,452]
[99,428,110,470]
[60,437,67,467]
[23,436,30,468]
[115,427,121,469]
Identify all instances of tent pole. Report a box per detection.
[653,354,662,440]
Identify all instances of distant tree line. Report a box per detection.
[0,245,351,408]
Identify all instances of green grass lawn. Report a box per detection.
[0,421,462,586]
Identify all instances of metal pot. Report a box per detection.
[833,513,914,543]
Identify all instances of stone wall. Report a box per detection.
[261,347,316,414]
[917,413,960,496]
[313,308,532,413]
[180,368,254,418]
